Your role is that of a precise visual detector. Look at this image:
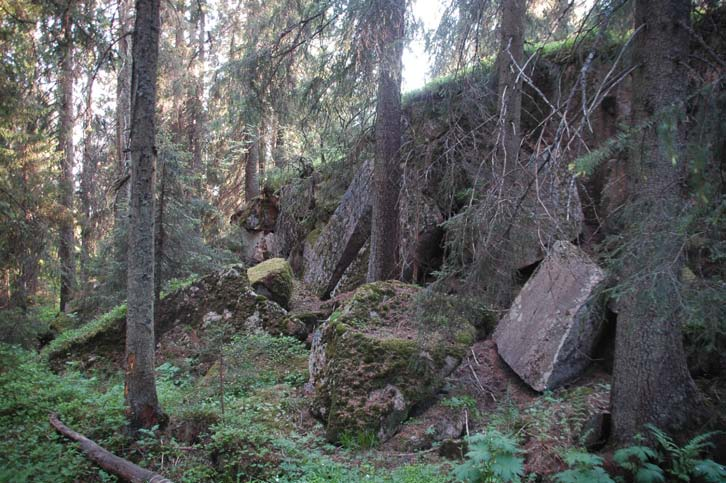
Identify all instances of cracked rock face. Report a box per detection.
[494,241,606,392]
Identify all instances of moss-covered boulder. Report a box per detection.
[308,281,477,443]
[248,258,294,310]
[43,265,292,369]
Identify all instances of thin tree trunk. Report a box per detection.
[58,1,76,313]
[484,0,527,308]
[610,0,703,443]
[0,270,9,308]
[367,0,405,282]
[496,0,525,172]
[80,64,96,289]
[125,0,165,430]
[245,130,260,202]
[190,0,205,197]
[114,0,132,221]
[113,0,132,294]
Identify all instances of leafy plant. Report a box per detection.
[339,429,379,450]
[553,451,615,483]
[452,430,525,483]
[442,395,480,419]
[613,443,665,483]
[647,425,726,483]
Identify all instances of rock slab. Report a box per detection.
[303,160,373,298]
[493,241,606,391]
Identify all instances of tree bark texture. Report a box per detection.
[610,0,702,443]
[125,0,164,430]
[58,1,76,312]
[50,414,174,483]
[367,0,405,282]
[496,0,525,172]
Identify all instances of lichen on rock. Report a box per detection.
[308,281,476,443]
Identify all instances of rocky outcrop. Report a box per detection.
[303,160,373,298]
[248,258,294,309]
[232,192,280,263]
[231,192,279,232]
[398,190,445,283]
[330,241,369,297]
[272,176,318,262]
[308,281,476,443]
[493,241,606,391]
[505,161,584,270]
[44,265,296,368]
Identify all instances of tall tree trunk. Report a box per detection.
[113,0,132,294]
[244,129,260,202]
[125,0,164,431]
[80,66,96,289]
[496,0,525,172]
[58,1,76,313]
[367,0,405,282]
[190,0,206,197]
[115,0,132,221]
[610,0,703,443]
[171,1,186,144]
[483,0,527,308]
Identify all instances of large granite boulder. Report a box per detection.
[308,281,476,443]
[248,258,294,309]
[493,241,606,391]
[303,160,373,298]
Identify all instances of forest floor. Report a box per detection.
[3,277,723,483]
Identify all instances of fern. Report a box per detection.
[647,425,725,483]
[613,445,665,483]
[553,451,615,483]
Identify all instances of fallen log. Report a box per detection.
[49,413,174,483]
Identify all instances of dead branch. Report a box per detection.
[49,413,174,483]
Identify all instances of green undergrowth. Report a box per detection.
[0,344,125,482]
[1,333,450,483]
